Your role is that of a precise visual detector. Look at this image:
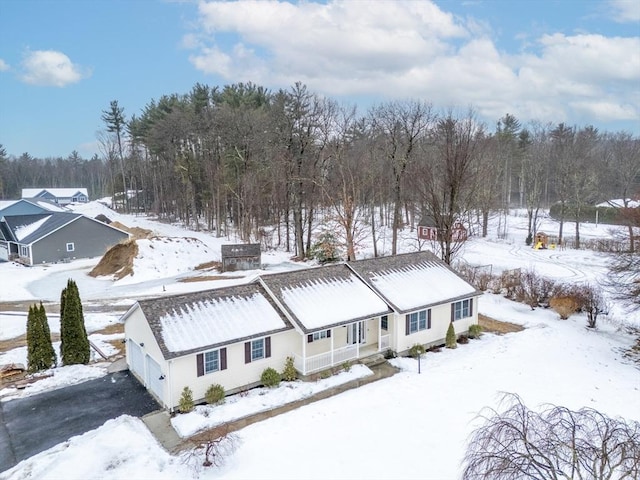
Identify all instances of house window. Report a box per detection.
[245,337,271,363]
[197,348,227,377]
[381,315,388,330]
[309,329,331,342]
[66,242,75,252]
[453,299,473,321]
[251,338,264,361]
[406,309,431,335]
[204,350,219,374]
[20,245,29,257]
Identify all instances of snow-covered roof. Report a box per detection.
[596,199,640,208]
[348,251,479,313]
[0,200,17,211]
[260,264,391,332]
[14,215,52,241]
[22,188,88,198]
[139,283,292,359]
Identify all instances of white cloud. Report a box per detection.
[185,0,640,127]
[609,0,640,23]
[0,59,9,72]
[20,50,90,87]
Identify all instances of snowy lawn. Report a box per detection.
[172,364,374,437]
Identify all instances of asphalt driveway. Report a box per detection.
[0,370,159,473]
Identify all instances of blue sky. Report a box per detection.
[0,0,638,159]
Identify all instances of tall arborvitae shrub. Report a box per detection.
[445,322,457,349]
[26,303,57,372]
[60,279,90,365]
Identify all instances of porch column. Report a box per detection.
[302,334,307,375]
[356,322,360,358]
[330,328,334,366]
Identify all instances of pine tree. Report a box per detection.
[39,303,57,368]
[60,279,90,365]
[26,303,57,372]
[26,305,38,372]
[446,321,457,349]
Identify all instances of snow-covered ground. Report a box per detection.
[0,202,638,479]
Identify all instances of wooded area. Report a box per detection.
[1,82,639,261]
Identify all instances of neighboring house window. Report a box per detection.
[66,242,75,252]
[381,315,388,330]
[307,329,332,343]
[405,309,431,335]
[452,298,473,321]
[20,245,29,257]
[245,337,271,363]
[196,348,227,377]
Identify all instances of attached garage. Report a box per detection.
[128,339,144,379]
[145,354,164,400]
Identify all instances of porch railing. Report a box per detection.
[380,334,390,350]
[294,344,359,375]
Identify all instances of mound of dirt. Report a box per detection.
[110,221,153,239]
[89,239,139,280]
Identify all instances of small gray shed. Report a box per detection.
[221,244,261,272]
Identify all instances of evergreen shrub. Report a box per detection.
[261,367,281,388]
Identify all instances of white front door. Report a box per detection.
[348,321,366,344]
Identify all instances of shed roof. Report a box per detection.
[221,243,261,258]
[348,251,480,313]
[259,263,391,332]
[137,282,292,359]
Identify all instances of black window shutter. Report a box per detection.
[220,348,227,370]
[244,342,251,363]
[469,298,473,316]
[327,329,331,338]
[405,315,410,335]
[265,336,271,358]
[307,334,313,343]
[196,353,204,377]
[428,309,432,329]
[451,304,455,322]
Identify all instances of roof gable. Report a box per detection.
[138,283,292,359]
[22,188,88,199]
[260,264,390,332]
[348,251,479,313]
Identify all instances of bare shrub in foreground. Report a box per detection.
[185,424,239,469]
[462,393,640,480]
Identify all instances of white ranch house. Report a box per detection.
[123,251,482,411]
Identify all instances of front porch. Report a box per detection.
[293,318,391,375]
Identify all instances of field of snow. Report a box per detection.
[0,202,638,479]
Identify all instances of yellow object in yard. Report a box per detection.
[534,242,542,250]
[550,243,556,249]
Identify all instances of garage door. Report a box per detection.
[145,354,164,401]
[0,243,8,262]
[128,339,144,379]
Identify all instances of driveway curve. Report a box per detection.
[0,370,159,473]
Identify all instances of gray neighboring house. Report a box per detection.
[21,188,89,206]
[221,244,261,272]
[0,198,67,217]
[0,212,130,264]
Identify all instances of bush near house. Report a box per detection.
[261,367,281,388]
[446,322,457,349]
[408,343,426,358]
[59,279,90,365]
[281,356,297,381]
[179,386,195,413]
[26,303,57,372]
[468,324,483,339]
[205,384,225,405]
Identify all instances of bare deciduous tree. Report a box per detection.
[462,393,640,480]
[184,424,239,470]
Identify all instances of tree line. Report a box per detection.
[1,82,639,261]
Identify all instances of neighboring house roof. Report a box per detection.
[348,251,480,314]
[0,198,67,216]
[1,212,129,246]
[135,283,293,359]
[22,188,88,199]
[260,264,391,333]
[596,198,640,208]
[221,243,261,258]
